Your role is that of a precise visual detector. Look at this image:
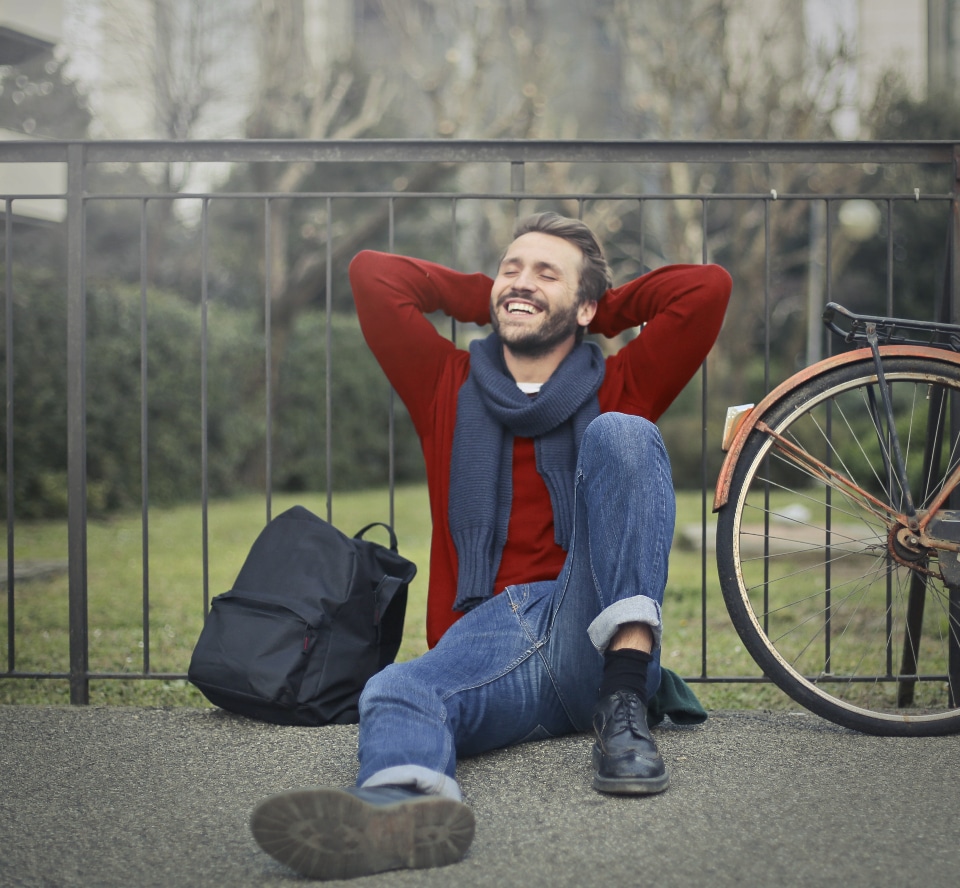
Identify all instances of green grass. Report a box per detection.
[0,486,797,711]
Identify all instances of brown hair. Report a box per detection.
[509,212,612,303]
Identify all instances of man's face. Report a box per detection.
[490,232,597,359]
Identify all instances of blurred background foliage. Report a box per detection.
[2,0,960,517]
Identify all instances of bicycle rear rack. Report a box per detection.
[822,302,960,351]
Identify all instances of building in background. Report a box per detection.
[856,2,927,107]
[1,0,61,63]
[0,0,66,222]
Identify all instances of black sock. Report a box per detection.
[599,648,653,707]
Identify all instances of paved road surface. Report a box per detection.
[1,706,957,887]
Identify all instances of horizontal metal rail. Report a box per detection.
[1,139,957,164]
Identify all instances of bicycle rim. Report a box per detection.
[717,356,960,735]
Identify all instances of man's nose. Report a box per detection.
[513,268,536,291]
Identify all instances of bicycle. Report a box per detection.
[713,302,960,736]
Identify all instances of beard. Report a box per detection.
[490,292,583,360]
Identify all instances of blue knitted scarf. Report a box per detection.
[449,333,605,612]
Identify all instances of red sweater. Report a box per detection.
[350,251,732,647]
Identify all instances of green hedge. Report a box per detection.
[1,268,424,518]
[273,311,425,493]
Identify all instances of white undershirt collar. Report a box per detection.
[517,381,544,394]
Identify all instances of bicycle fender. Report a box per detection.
[712,345,960,512]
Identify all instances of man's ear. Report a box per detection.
[577,299,598,327]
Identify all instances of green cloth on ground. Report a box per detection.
[648,667,708,727]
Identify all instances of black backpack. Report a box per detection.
[188,505,416,726]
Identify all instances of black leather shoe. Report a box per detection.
[251,785,475,880]
[592,690,670,795]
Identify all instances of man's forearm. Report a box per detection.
[350,250,492,327]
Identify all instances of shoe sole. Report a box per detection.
[250,787,476,880]
[592,770,670,795]
[592,747,671,795]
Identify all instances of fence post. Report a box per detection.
[510,161,525,197]
[66,144,89,705]
[951,143,960,706]
[954,144,960,322]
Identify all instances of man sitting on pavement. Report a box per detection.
[250,212,732,880]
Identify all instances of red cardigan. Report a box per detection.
[350,251,732,647]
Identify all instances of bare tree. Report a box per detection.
[237,0,398,402]
[596,0,886,390]
[94,0,250,161]
[374,0,661,277]
[238,0,888,394]
[374,0,546,139]
[248,0,567,331]
[377,1,876,375]
[92,0,253,280]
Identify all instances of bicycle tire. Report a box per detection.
[717,354,960,736]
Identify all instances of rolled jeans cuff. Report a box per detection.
[361,765,463,802]
[587,595,663,653]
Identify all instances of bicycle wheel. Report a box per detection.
[717,354,960,735]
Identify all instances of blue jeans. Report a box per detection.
[356,413,676,801]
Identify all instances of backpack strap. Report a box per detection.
[354,522,400,552]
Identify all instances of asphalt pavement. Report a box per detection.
[1,704,958,888]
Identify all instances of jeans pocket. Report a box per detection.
[505,581,556,643]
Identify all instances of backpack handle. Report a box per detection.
[354,522,400,552]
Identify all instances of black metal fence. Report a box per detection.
[2,139,958,704]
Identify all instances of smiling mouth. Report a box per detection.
[500,294,545,316]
